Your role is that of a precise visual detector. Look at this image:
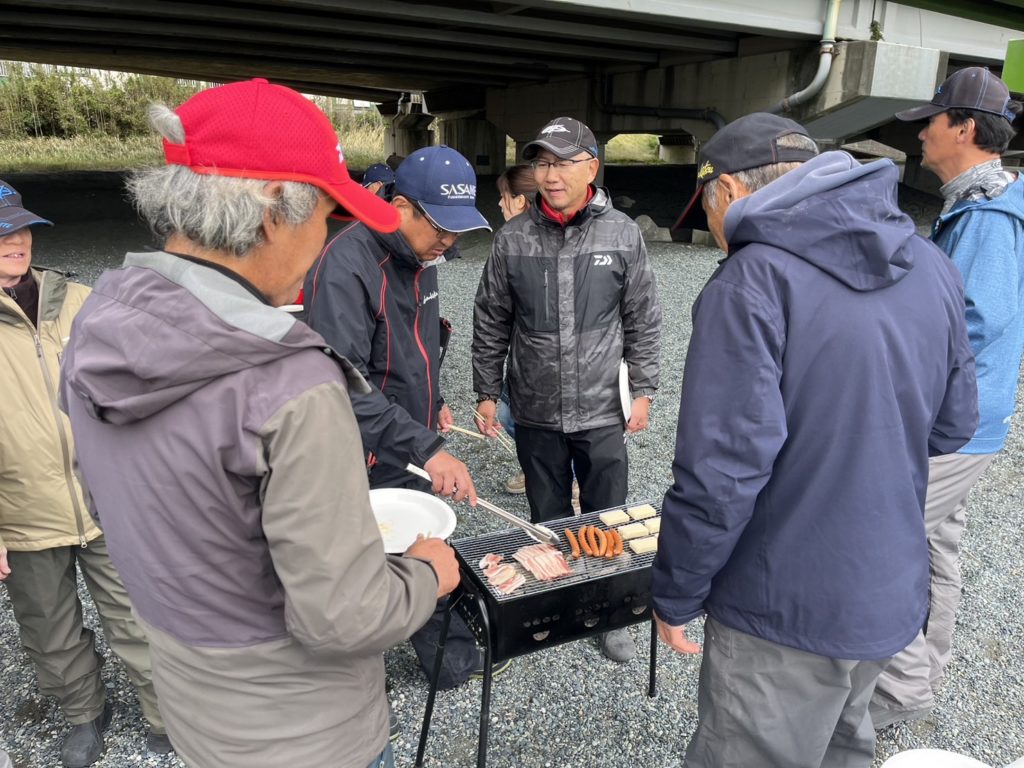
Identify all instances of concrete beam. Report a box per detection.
[251,0,736,53]
[796,41,947,141]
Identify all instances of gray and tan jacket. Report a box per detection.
[0,267,99,552]
[473,188,662,432]
[60,251,438,768]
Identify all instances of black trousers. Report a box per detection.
[515,423,628,524]
[374,474,479,689]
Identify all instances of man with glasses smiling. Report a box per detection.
[473,117,662,663]
[304,145,495,703]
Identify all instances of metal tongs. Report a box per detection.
[405,464,560,546]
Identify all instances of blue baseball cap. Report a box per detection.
[394,146,491,233]
[0,180,53,234]
[362,162,395,187]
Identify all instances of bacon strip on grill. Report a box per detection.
[512,544,573,581]
[478,553,503,570]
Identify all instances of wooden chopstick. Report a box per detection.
[446,424,488,441]
[472,407,516,453]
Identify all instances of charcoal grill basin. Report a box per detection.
[415,505,663,768]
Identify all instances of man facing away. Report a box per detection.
[60,79,458,768]
[304,145,495,696]
[473,117,662,663]
[653,113,978,767]
[871,66,1024,729]
[0,180,170,766]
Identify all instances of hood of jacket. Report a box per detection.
[62,251,367,426]
[725,151,916,292]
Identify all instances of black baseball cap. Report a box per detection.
[522,117,599,161]
[895,67,1015,123]
[0,180,53,235]
[672,112,817,231]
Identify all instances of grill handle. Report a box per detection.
[405,464,561,546]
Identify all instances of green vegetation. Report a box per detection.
[605,133,661,164]
[505,133,661,166]
[1,64,661,172]
[1,65,387,172]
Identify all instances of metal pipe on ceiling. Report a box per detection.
[767,0,842,114]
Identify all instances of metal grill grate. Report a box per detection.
[453,504,660,602]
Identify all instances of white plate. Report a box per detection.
[619,360,632,422]
[370,488,457,554]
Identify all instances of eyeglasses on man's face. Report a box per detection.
[411,201,460,242]
[530,157,594,172]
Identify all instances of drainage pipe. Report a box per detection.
[768,0,842,114]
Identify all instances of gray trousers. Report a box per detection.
[871,452,995,726]
[683,617,890,768]
[4,536,164,731]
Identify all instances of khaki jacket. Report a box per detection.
[0,268,100,552]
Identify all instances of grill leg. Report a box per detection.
[648,617,658,698]
[474,592,493,768]
[415,597,455,767]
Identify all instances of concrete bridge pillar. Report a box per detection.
[437,115,506,175]
[383,125,434,160]
[658,134,697,164]
[379,97,435,161]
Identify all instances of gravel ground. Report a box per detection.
[2,214,1023,767]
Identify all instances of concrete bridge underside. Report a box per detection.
[3,1,1024,184]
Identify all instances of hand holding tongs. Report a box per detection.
[405,464,560,546]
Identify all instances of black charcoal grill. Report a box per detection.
[415,503,663,768]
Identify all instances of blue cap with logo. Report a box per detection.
[362,162,396,187]
[394,146,491,233]
[0,180,53,234]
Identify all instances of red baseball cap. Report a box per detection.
[163,78,399,232]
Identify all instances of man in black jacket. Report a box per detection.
[304,145,492,698]
[473,117,662,662]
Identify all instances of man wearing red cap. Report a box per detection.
[871,67,1024,729]
[0,180,170,766]
[60,79,458,768]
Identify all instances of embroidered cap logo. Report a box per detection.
[541,123,572,135]
[697,161,715,180]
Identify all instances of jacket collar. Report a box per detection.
[0,267,67,326]
[533,186,609,228]
[370,225,424,270]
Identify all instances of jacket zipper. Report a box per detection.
[32,273,89,548]
[544,268,550,324]
[412,269,434,429]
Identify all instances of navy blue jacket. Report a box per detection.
[651,152,978,660]
[305,222,445,487]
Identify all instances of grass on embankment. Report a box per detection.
[2,129,660,174]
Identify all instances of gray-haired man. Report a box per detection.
[61,79,458,768]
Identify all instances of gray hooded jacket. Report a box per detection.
[60,251,438,768]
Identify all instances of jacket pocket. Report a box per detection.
[508,256,558,333]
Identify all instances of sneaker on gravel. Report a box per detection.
[388,703,400,742]
[599,628,636,663]
[504,472,526,495]
[470,657,513,680]
[146,731,174,755]
[61,700,112,768]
